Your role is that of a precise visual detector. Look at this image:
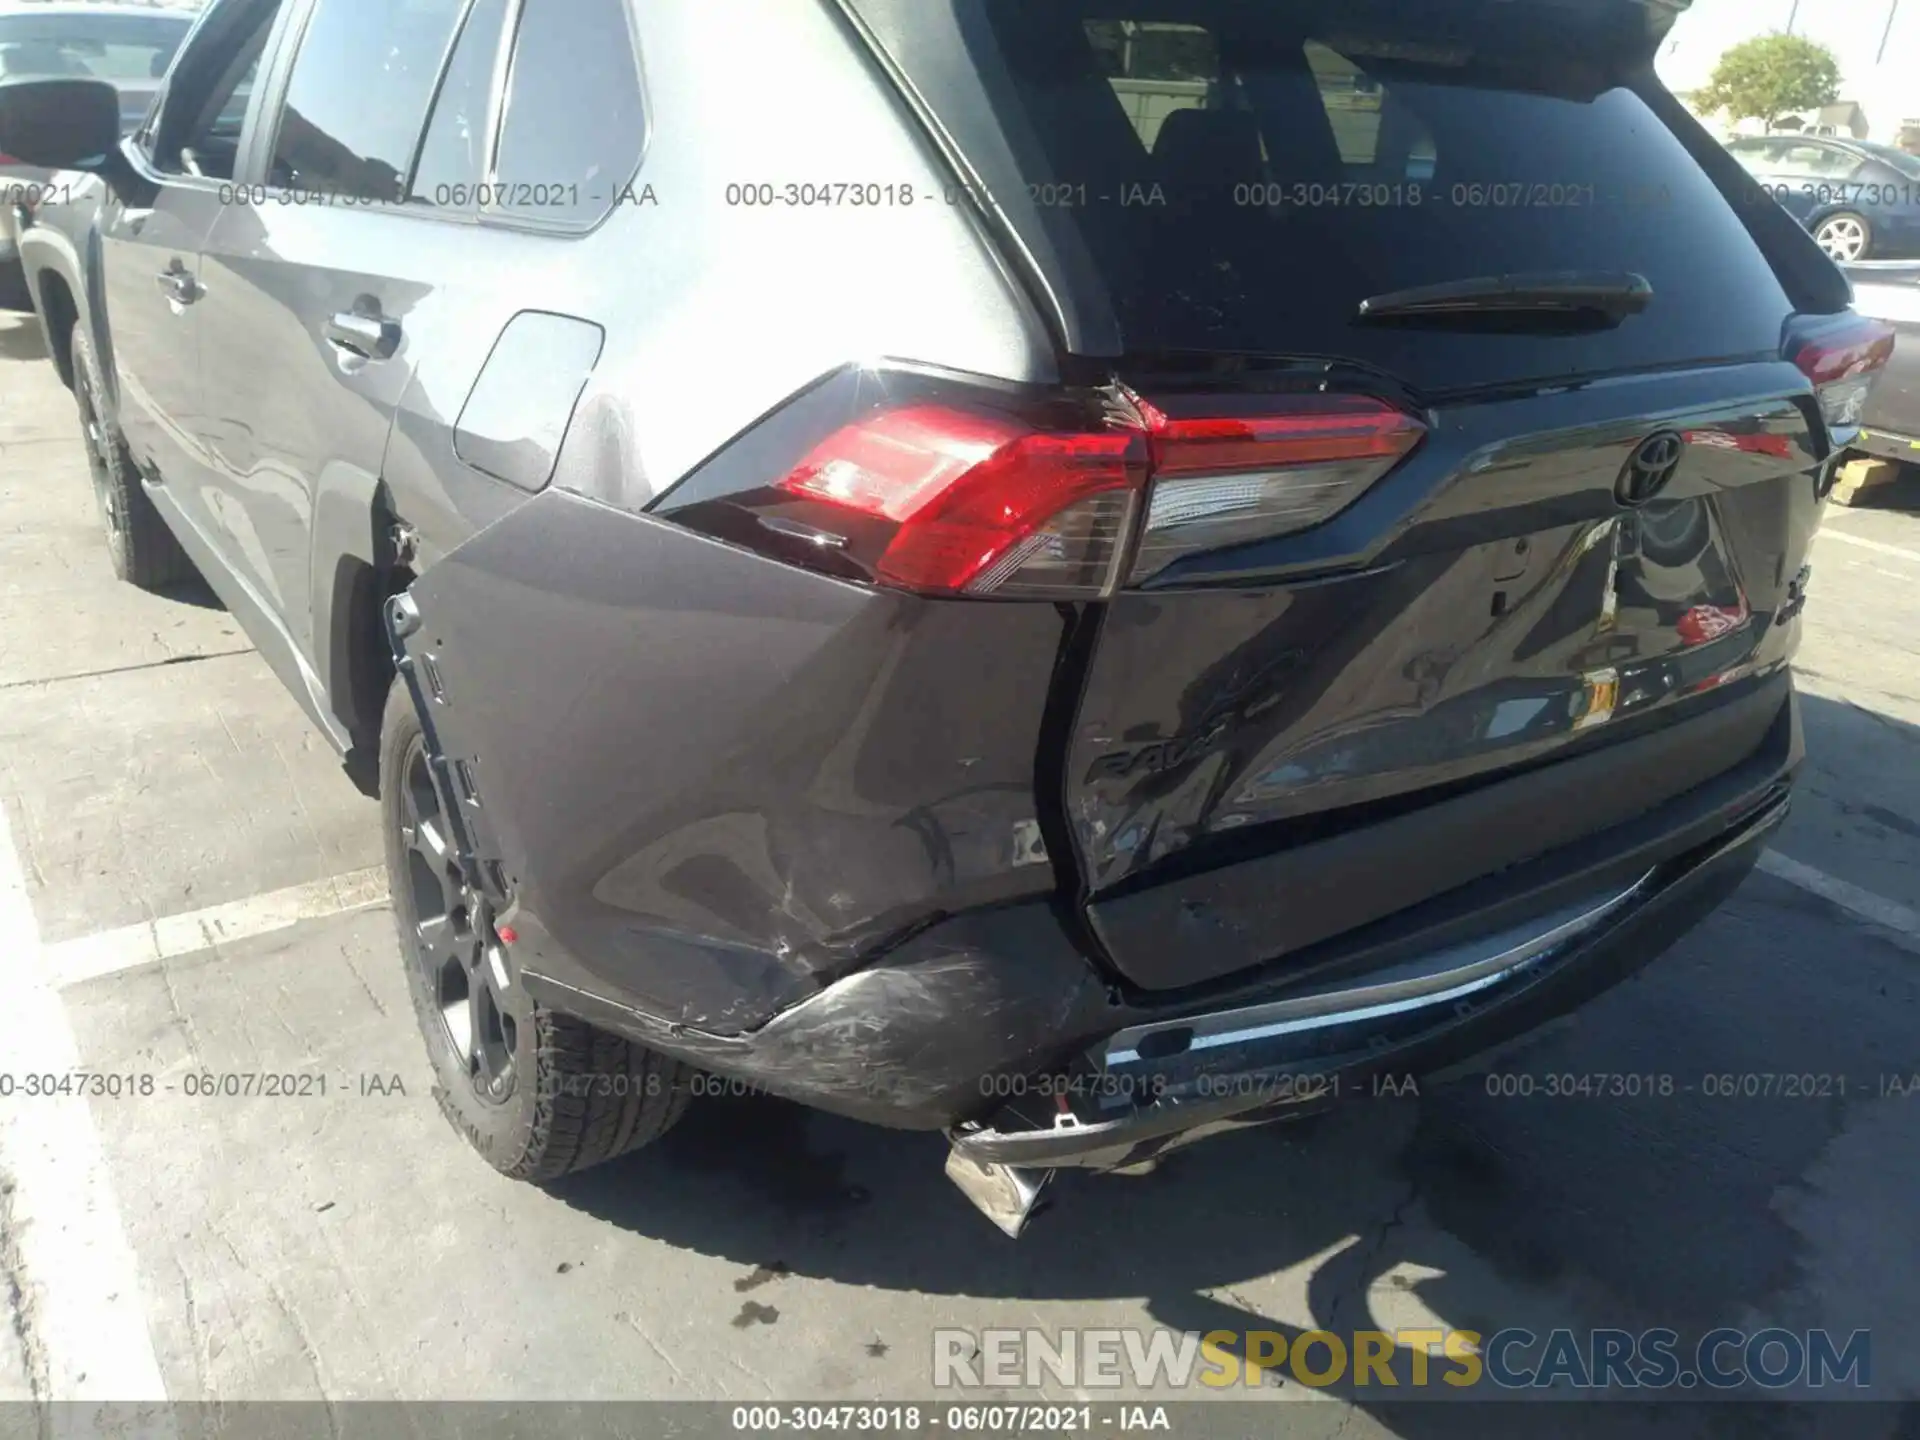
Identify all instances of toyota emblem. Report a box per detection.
[1617,431,1685,507]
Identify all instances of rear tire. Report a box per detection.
[380,681,693,1179]
[72,321,194,589]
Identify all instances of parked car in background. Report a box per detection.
[0,0,1896,1238]
[1827,262,1920,505]
[1725,135,1920,262]
[0,1,191,309]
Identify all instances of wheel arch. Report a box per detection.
[33,228,115,401]
[33,267,81,391]
[312,473,415,777]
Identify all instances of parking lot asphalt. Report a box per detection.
[3,307,1920,1436]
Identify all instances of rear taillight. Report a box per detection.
[1129,395,1426,584]
[1789,312,1897,432]
[776,404,1145,597]
[654,371,1424,598]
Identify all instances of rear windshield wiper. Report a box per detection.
[1357,271,1654,325]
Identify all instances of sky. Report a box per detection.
[1656,0,1919,132]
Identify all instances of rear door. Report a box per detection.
[1760,139,1870,236]
[847,0,1837,990]
[195,0,643,673]
[192,0,471,640]
[1727,138,1808,219]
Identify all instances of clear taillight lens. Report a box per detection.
[1127,395,1427,584]
[1789,312,1896,432]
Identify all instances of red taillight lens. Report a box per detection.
[1142,396,1426,475]
[775,404,1145,596]
[1790,312,1897,430]
[658,376,1425,598]
[1128,395,1426,583]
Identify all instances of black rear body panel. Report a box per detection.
[821,1,1835,991]
[1067,362,1821,987]
[523,686,1799,1133]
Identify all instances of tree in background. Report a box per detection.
[1697,33,1842,132]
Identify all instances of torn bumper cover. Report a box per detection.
[951,785,1784,1172]
[527,691,1795,1166]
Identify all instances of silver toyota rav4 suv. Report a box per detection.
[0,0,1891,1233]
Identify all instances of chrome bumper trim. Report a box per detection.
[1101,871,1655,1069]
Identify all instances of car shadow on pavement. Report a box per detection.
[0,313,48,362]
[550,690,1920,1437]
[148,574,227,611]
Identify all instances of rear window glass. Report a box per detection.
[869,2,1792,392]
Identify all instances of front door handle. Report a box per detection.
[324,311,400,361]
[156,260,202,306]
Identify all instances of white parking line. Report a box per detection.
[0,802,174,1416]
[1759,849,1920,956]
[1817,528,1920,566]
[44,868,389,991]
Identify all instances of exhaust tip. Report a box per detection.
[943,1149,1054,1238]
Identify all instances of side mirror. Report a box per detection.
[0,77,123,170]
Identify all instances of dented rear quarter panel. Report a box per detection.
[400,489,1074,1034]
[378,0,1073,1033]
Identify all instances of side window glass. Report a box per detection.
[1770,143,1851,180]
[268,0,467,202]
[490,0,645,227]
[1813,146,1866,181]
[149,0,284,181]
[408,0,511,209]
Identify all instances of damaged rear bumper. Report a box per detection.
[526,685,1798,1157]
[949,783,1783,1171]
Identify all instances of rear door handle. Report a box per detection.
[325,311,400,361]
[156,260,202,305]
